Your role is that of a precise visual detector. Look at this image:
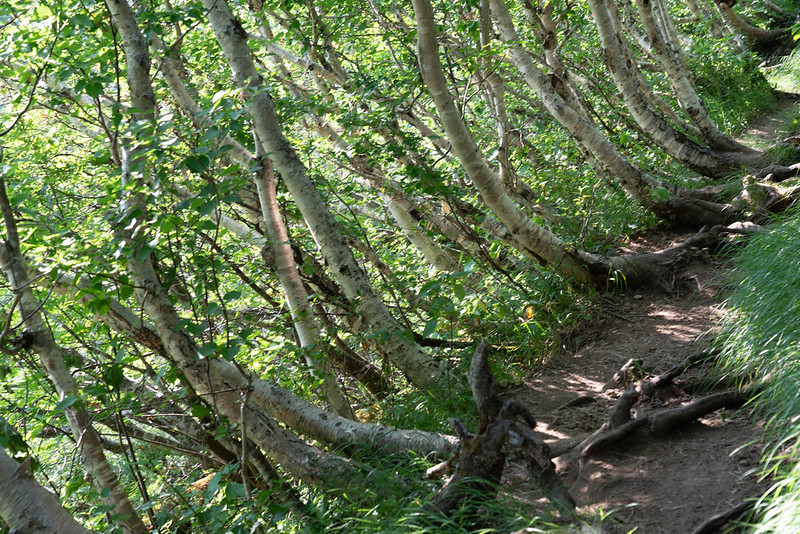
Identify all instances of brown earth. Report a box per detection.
[495,96,800,532]
[502,232,767,533]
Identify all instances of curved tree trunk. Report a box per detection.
[156,47,385,402]
[589,0,757,175]
[413,0,608,284]
[489,0,740,227]
[56,268,455,458]
[634,0,762,152]
[105,0,442,496]
[715,0,792,47]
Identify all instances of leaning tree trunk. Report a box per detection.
[412,0,606,285]
[155,45,386,402]
[57,267,457,459]
[253,159,356,419]
[105,0,415,496]
[633,0,761,153]
[0,173,147,534]
[488,0,739,228]
[202,0,453,392]
[715,0,792,47]
[589,0,755,176]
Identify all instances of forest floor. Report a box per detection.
[497,95,800,533]
[504,233,766,533]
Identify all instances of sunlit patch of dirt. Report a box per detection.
[501,230,769,533]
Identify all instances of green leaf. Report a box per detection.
[198,342,217,357]
[453,283,466,300]
[651,187,670,202]
[204,303,222,315]
[223,290,241,302]
[55,395,79,412]
[418,280,441,298]
[85,81,104,98]
[184,155,210,174]
[197,201,218,216]
[103,364,124,392]
[220,343,239,361]
[137,243,155,262]
[70,14,93,27]
[34,5,52,19]
[191,404,211,418]
[203,472,223,501]
[422,318,438,338]
[64,475,86,498]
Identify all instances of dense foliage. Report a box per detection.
[0,0,796,531]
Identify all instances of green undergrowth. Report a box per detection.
[716,207,800,532]
[765,43,800,94]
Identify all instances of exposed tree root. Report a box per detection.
[603,222,762,287]
[574,367,752,459]
[427,341,575,518]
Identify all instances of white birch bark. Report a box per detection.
[55,267,456,458]
[155,34,356,417]
[490,0,740,227]
[715,1,791,46]
[589,0,740,177]
[0,176,147,534]
[634,0,758,152]
[0,446,91,534]
[202,0,452,391]
[253,161,356,418]
[488,0,662,207]
[254,17,461,274]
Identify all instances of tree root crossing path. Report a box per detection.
[430,228,757,534]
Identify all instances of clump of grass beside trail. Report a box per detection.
[717,207,800,532]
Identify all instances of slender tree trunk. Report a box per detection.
[714,0,791,46]
[489,0,738,227]
[412,0,606,284]
[589,0,748,176]
[0,176,147,534]
[57,265,456,458]
[633,0,761,152]
[253,160,356,419]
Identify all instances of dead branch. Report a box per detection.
[690,500,754,534]
[602,359,644,391]
[427,341,575,517]
[578,389,751,459]
[648,390,748,435]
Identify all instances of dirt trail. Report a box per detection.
[505,234,766,533]
[500,97,800,532]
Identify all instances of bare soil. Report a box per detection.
[503,233,766,533]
